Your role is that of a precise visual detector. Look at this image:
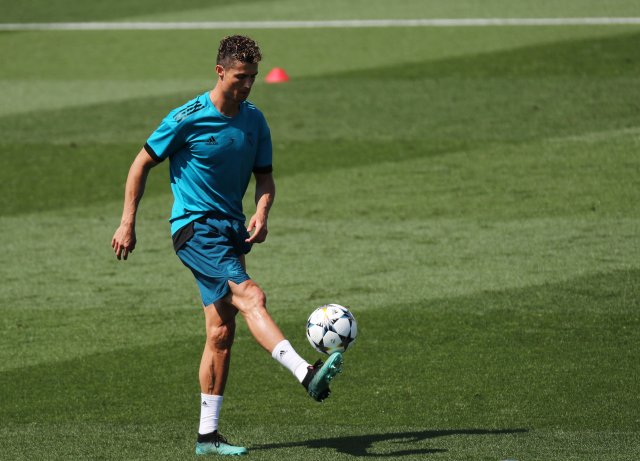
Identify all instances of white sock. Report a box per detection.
[199,394,223,435]
[271,339,310,383]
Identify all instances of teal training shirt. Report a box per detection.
[144,92,273,236]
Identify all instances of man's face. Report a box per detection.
[217,60,259,103]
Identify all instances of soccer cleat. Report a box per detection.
[302,352,343,402]
[195,431,247,456]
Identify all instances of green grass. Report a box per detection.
[2,0,640,22]
[1,1,639,460]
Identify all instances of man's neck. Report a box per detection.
[209,88,240,117]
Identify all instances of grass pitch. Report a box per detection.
[1,1,639,460]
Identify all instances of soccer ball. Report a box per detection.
[306,304,357,355]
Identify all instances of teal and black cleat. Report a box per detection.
[195,431,247,456]
[302,352,343,402]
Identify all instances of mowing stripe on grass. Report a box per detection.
[2,18,640,31]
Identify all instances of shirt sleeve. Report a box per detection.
[253,113,273,174]
[144,115,184,162]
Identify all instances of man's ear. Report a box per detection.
[215,64,225,81]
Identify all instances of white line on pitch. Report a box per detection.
[1,18,640,31]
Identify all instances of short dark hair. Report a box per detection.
[216,35,262,67]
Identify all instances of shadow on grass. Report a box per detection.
[253,428,528,457]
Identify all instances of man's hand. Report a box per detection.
[245,213,268,244]
[111,224,137,260]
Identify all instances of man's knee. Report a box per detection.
[232,281,267,312]
[207,320,236,350]
[246,284,267,310]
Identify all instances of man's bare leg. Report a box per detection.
[200,299,237,396]
[227,278,285,352]
[226,278,342,402]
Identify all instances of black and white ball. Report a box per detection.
[306,304,357,355]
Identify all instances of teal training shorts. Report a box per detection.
[174,216,252,306]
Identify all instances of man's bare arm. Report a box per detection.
[245,172,275,244]
[111,148,159,260]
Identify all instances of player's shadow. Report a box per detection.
[253,428,528,457]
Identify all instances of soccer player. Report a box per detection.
[111,35,343,456]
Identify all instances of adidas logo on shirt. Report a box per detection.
[206,136,217,145]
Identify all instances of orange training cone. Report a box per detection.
[265,67,290,83]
